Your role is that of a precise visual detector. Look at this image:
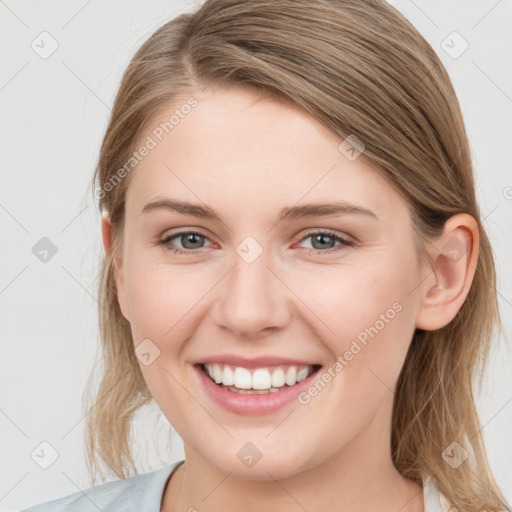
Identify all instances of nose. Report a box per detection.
[211,246,292,340]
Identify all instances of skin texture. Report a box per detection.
[101,86,479,512]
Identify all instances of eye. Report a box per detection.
[157,230,212,255]
[155,229,355,256]
[297,230,355,255]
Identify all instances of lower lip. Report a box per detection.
[194,364,321,416]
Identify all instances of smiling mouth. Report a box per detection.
[197,363,322,394]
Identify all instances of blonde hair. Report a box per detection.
[86,1,510,510]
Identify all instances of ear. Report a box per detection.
[101,211,131,322]
[415,213,479,331]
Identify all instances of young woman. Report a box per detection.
[22,0,510,511]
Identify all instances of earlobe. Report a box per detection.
[415,214,479,331]
[101,211,131,322]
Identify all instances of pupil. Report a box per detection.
[184,233,203,249]
[313,234,333,249]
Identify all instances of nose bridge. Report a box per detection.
[213,235,289,338]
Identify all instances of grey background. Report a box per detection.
[1,1,511,510]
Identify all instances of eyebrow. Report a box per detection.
[141,198,378,222]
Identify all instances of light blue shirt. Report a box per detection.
[21,460,450,511]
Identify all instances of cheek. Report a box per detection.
[293,256,419,383]
[123,254,208,341]
[122,259,208,423]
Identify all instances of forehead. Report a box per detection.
[125,86,408,226]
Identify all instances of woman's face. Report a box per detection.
[109,86,429,478]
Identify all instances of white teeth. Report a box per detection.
[233,367,252,389]
[213,364,223,384]
[223,365,234,386]
[204,363,316,390]
[271,368,285,388]
[252,368,272,389]
[285,366,297,386]
[296,367,310,382]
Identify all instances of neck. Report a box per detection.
[161,396,424,512]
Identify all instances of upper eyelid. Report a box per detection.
[163,229,213,243]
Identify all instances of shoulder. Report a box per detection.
[20,461,184,512]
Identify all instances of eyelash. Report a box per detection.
[156,229,355,256]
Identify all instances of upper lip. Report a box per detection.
[196,355,322,369]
